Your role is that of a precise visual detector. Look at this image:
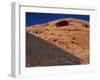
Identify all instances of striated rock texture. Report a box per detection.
[26,18,89,66]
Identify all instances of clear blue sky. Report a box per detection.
[26,12,89,27]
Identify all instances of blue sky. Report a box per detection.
[26,12,89,27]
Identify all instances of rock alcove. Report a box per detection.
[56,20,69,27]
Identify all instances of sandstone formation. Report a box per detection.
[26,32,80,67]
[26,18,89,66]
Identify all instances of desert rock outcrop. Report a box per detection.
[26,18,89,65]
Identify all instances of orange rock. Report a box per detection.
[26,18,89,64]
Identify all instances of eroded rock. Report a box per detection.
[26,18,89,64]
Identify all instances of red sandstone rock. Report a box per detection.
[26,18,89,64]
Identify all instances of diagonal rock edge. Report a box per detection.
[26,32,81,67]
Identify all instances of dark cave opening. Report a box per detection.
[56,20,69,27]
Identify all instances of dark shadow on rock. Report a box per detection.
[26,32,80,67]
[56,20,69,27]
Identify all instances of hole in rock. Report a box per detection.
[82,24,89,28]
[56,20,69,27]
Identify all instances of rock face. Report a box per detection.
[26,18,89,66]
[26,32,80,67]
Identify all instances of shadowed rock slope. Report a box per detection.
[26,18,89,64]
[26,32,80,67]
